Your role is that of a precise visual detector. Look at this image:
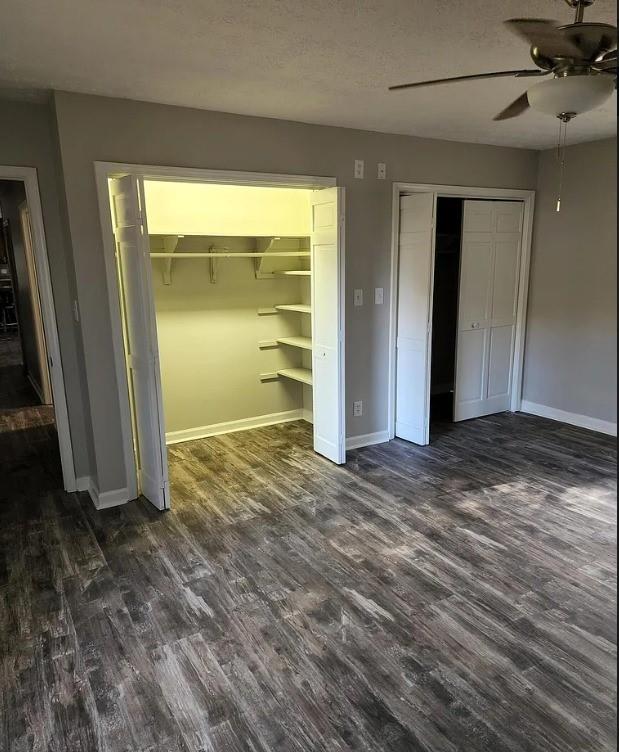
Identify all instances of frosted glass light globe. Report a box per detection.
[527,74,615,116]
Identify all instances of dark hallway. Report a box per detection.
[0,332,61,501]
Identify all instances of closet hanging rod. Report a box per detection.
[150,252,311,259]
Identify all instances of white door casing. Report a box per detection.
[454,200,524,422]
[310,187,345,463]
[394,193,436,445]
[110,175,170,509]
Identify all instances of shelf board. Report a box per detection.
[274,270,311,277]
[278,368,313,386]
[150,252,310,259]
[275,304,311,314]
[277,336,312,351]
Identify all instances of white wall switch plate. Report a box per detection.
[354,159,364,179]
[353,400,363,417]
[374,287,384,305]
[353,288,364,306]
[377,163,387,179]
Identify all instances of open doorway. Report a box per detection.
[429,197,462,427]
[0,179,59,491]
[97,166,345,511]
[389,184,534,447]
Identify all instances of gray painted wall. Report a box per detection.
[523,137,617,425]
[52,90,539,495]
[0,180,45,396]
[0,100,92,478]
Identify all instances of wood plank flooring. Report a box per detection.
[1,344,616,751]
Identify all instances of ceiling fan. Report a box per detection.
[389,0,617,123]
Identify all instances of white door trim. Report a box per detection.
[0,165,77,491]
[94,162,340,502]
[388,182,535,440]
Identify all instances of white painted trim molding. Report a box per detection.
[388,182,535,441]
[166,409,307,445]
[75,475,132,509]
[520,401,617,437]
[88,480,132,510]
[95,162,340,503]
[346,430,391,450]
[0,165,77,492]
[75,476,91,492]
[27,372,44,404]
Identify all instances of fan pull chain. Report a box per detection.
[556,114,572,213]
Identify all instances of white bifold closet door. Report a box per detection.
[110,175,170,510]
[310,187,346,464]
[454,200,523,422]
[395,192,436,445]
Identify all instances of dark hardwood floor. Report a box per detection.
[1,345,616,751]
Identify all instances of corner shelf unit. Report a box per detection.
[255,234,313,423]
[275,304,311,314]
[149,234,310,284]
[278,368,313,386]
[277,336,312,351]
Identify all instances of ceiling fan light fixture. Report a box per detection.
[527,74,614,116]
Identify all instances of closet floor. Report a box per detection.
[1,415,616,752]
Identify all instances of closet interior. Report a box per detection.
[143,181,317,446]
[429,197,462,426]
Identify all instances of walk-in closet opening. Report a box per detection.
[105,170,345,511]
[429,197,462,428]
[391,185,531,448]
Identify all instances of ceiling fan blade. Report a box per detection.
[493,92,530,121]
[593,50,617,70]
[389,69,545,91]
[505,18,583,57]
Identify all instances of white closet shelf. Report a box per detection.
[278,368,313,386]
[277,336,313,351]
[275,304,311,314]
[150,252,310,259]
[274,270,312,277]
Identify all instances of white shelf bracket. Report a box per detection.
[162,235,182,284]
[254,237,278,279]
[209,244,217,284]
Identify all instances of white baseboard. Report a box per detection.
[301,408,313,424]
[76,476,131,509]
[27,373,44,404]
[166,409,306,445]
[520,400,617,437]
[75,475,91,492]
[346,430,391,450]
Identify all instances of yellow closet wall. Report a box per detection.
[144,181,312,237]
[150,235,309,439]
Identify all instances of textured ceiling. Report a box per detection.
[1,0,616,149]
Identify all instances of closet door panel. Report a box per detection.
[313,243,338,350]
[110,175,169,510]
[492,237,520,325]
[456,329,487,402]
[461,200,494,232]
[454,200,523,422]
[311,187,345,464]
[394,192,436,445]
[487,325,514,401]
[458,236,493,327]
